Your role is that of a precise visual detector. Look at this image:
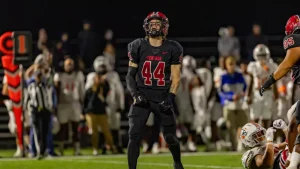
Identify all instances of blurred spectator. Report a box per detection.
[104,29,114,44]
[246,24,268,61]
[218,26,240,61]
[78,20,100,69]
[61,32,72,55]
[54,59,85,156]
[103,44,116,70]
[37,28,51,56]
[219,56,248,151]
[52,42,64,71]
[84,73,117,155]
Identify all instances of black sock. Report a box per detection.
[127,139,140,169]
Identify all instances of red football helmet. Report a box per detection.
[143,12,169,37]
[285,15,300,35]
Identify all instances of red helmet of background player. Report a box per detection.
[285,15,300,35]
[143,11,169,38]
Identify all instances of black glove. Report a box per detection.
[132,92,147,107]
[260,73,277,96]
[158,93,178,115]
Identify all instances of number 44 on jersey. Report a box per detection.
[142,61,165,86]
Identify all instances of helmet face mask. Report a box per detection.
[143,12,169,38]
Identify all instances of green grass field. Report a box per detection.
[0,149,243,169]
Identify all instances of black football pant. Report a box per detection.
[127,101,181,169]
[31,109,51,156]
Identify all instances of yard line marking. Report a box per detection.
[58,159,244,169]
[0,152,243,161]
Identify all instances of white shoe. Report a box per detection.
[187,141,197,152]
[142,142,148,153]
[151,143,159,154]
[13,148,22,158]
[28,153,35,158]
[93,149,98,156]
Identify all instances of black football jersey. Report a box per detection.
[283,34,300,84]
[128,38,183,90]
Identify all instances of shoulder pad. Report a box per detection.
[168,40,183,52]
[283,34,300,51]
[242,150,255,169]
[128,39,143,64]
[168,40,183,64]
[247,62,256,74]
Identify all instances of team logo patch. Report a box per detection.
[128,52,133,60]
[241,128,247,139]
[283,37,295,49]
[179,54,183,63]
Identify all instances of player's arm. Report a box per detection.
[53,73,61,103]
[125,40,140,96]
[170,42,183,95]
[254,143,274,168]
[78,71,86,104]
[273,47,300,81]
[263,36,300,90]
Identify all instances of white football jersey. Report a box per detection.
[105,71,125,110]
[175,75,194,116]
[247,61,278,89]
[54,71,85,104]
[85,72,96,90]
[242,146,265,169]
[196,68,212,97]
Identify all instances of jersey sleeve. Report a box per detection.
[127,39,141,64]
[283,34,300,51]
[247,62,256,74]
[241,150,255,169]
[171,41,183,65]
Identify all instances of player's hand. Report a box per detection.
[259,86,265,96]
[133,92,147,107]
[80,114,85,120]
[266,127,276,142]
[158,93,178,114]
[273,119,288,131]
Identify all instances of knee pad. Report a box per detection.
[295,134,300,145]
[164,134,179,145]
[295,101,300,126]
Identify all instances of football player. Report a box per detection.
[54,58,85,156]
[240,123,286,169]
[247,44,278,128]
[176,55,197,152]
[276,101,300,169]
[126,12,184,169]
[260,15,300,168]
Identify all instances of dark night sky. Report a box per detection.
[1,0,299,40]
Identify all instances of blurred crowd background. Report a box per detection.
[0,0,299,158]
